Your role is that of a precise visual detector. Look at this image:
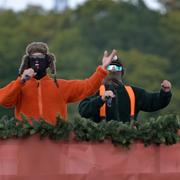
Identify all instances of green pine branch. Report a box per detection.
[0,114,179,148]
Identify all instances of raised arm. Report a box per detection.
[137,80,172,112]
[60,50,117,103]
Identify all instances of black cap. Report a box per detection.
[110,55,123,67]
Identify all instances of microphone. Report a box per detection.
[21,74,30,83]
[24,74,30,81]
[106,84,115,107]
[106,96,112,107]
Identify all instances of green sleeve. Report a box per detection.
[78,94,104,122]
[134,86,172,112]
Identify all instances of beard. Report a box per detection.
[104,72,123,86]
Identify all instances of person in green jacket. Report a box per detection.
[78,55,172,122]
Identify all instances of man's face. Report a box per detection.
[105,64,123,84]
[28,52,49,73]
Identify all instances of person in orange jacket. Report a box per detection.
[0,42,116,124]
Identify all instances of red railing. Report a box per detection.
[0,136,180,180]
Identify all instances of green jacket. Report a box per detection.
[78,83,172,122]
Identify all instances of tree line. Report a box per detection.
[0,0,179,119]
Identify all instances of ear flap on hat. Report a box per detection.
[19,55,29,75]
[47,53,56,75]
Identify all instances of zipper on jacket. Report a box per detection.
[37,80,43,117]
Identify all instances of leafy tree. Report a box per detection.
[158,0,180,11]
[0,1,179,118]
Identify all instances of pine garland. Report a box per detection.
[0,114,179,148]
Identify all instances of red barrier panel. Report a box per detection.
[0,136,180,180]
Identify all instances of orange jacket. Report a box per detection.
[0,66,108,124]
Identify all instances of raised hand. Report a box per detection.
[161,80,172,92]
[102,49,117,69]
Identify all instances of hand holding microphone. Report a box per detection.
[101,90,115,107]
[21,68,36,83]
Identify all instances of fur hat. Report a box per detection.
[19,42,56,76]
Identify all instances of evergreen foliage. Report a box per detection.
[0,114,179,148]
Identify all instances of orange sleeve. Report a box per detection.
[0,77,24,108]
[59,66,108,103]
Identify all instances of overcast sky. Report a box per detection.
[0,0,162,11]
[0,0,86,10]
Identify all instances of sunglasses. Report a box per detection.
[29,54,46,60]
[107,65,123,72]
